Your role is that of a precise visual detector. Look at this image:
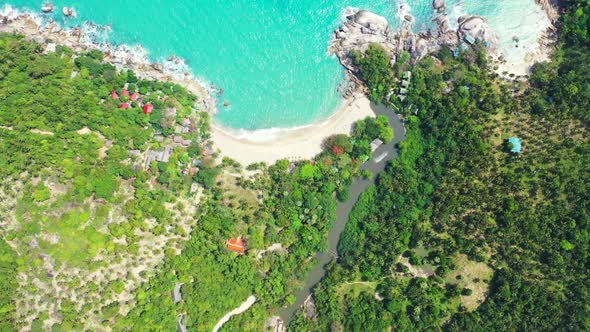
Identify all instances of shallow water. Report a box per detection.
[7,0,549,130]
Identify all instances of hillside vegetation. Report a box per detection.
[0,33,391,330]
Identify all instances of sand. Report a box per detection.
[211,94,376,166]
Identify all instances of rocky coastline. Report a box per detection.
[330,0,561,79]
[0,5,216,113]
[330,5,498,69]
[537,0,562,23]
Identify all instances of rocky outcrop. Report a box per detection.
[330,6,499,72]
[62,7,77,18]
[41,2,54,13]
[536,0,561,22]
[353,10,389,33]
[433,0,446,13]
[330,9,395,72]
[457,15,498,47]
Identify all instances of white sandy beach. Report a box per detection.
[211,95,375,166]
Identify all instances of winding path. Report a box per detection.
[279,103,406,322]
[212,295,256,332]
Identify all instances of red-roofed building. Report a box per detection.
[119,102,131,109]
[226,237,246,254]
[111,90,119,99]
[130,92,139,101]
[122,89,130,97]
[143,104,154,114]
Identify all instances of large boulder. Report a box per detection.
[433,0,446,12]
[352,10,389,33]
[457,15,498,49]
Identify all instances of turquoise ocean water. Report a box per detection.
[6,1,549,130]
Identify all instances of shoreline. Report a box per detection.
[1,4,373,166]
[211,94,375,165]
[0,5,215,112]
[1,2,562,166]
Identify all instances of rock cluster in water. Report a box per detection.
[62,6,77,18]
[330,1,499,70]
[41,2,54,13]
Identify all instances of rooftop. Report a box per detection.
[227,236,246,253]
[508,137,522,154]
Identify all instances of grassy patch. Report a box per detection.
[335,281,378,304]
[445,254,493,311]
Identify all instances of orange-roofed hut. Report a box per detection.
[226,236,246,254]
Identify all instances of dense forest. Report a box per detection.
[290,1,589,331]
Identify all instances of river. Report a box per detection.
[279,103,407,322]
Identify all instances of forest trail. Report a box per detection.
[212,295,256,332]
[30,129,54,135]
[256,243,287,259]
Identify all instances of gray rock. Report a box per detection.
[62,7,77,18]
[353,10,389,33]
[433,0,446,12]
[151,63,164,72]
[457,15,498,49]
[41,2,55,13]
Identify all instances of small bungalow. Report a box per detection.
[403,71,412,80]
[399,87,409,95]
[143,104,154,114]
[401,79,410,89]
[128,150,141,157]
[508,137,522,154]
[227,236,246,254]
[130,92,139,101]
[119,102,131,109]
[175,124,189,134]
[145,146,173,168]
[122,89,130,97]
[464,35,476,45]
[111,90,119,100]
